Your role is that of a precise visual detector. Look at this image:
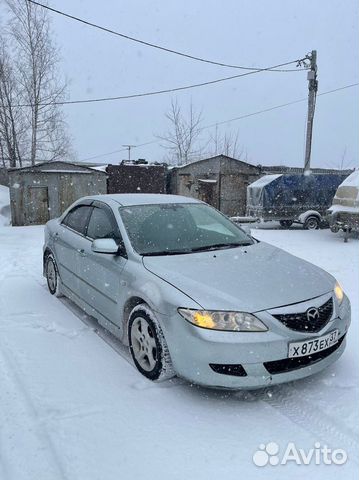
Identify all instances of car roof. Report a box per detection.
[83,193,203,207]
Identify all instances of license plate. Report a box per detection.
[288,330,339,358]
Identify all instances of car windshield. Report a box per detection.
[119,203,254,255]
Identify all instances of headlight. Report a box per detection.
[334,282,344,305]
[178,309,268,332]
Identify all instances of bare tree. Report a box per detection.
[209,125,244,159]
[158,99,203,165]
[0,0,72,167]
[0,38,27,167]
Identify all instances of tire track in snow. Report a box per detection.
[58,296,134,366]
[59,296,188,392]
[0,243,129,361]
[247,383,359,463]
[0,337,70,480]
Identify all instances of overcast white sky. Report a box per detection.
[9,0,359,167]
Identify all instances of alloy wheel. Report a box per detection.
[130,317,158,372]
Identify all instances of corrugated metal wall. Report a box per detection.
[107,164,166,194]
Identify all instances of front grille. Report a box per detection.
[264,334,345,375]
[209,363,247,377]
[272,297,333,333]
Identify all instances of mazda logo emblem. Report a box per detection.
[306,307,320,321]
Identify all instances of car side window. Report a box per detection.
[62,205,93,235]
[87,207,118,240]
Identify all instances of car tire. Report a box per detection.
[304,216,320,230]
[280,220,293,228]
[45,254,63,297]
[128,305,174,381]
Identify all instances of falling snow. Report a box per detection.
[0,221,357,480]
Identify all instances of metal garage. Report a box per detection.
[8,161,107,226]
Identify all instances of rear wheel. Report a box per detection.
[304,216,320,230]
[279,220,293,228]
[128,305,174,381]
[45,254,63,297]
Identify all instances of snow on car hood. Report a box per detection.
[143,241,334,312]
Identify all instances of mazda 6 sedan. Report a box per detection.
[43,194,351,389]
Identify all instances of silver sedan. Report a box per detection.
[43,194,351,389]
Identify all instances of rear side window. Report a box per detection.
[62,205,92,235]
[87,207,117,240]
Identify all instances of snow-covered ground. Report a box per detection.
[0,224,357,480]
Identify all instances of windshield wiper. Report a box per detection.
[142,249,192,256]
[142,242,253,256]
[189,242,252,252]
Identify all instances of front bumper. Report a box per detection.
[159,294,351,389]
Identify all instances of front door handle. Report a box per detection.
[77,248,87,257]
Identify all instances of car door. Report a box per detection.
[78,201,127,328]
[53,203,93,296]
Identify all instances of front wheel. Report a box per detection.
[128,306,174,381]
[304,216,320,230]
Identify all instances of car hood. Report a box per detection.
[142,242,334,312]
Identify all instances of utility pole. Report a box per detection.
[122,144,135,161]
[304,50,318,171]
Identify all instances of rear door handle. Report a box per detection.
[77,248,87,257]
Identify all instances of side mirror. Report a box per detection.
[91,238,119,254]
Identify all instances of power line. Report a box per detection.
[79,82,359,161]
[27,0,308,73]
[81,148,127,162]
[6,84,354,163]
[4,58,307,108]
[80,141,160,162]
[203,82,359,129]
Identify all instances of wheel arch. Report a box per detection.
[122,296,148,345]
[298,210,322,224]
[302,212,322,230]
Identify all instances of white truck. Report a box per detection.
[327,170,359,242]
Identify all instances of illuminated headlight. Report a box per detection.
[177,309,268,332]
[334,282,344,305]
